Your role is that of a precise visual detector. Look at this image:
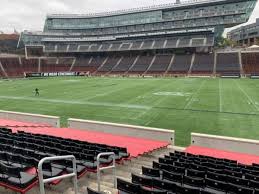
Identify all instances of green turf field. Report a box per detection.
[0,77,259,146]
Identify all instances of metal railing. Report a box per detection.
[97,152,116,192]
[38,155,78,194]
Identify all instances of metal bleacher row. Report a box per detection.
[44,36,214,53]
[0,127,129,193]
[1,52,259,78]
[117,151,259,194]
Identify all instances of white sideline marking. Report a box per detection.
[234,80,259,111]
[219,79,223,112]
[0,96,150,110]
[184,80,207,110]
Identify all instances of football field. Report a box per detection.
[0,77,259,146]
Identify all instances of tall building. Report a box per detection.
[228,18,259,46]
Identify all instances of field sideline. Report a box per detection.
[0,77,259,146]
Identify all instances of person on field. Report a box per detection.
[35,88,39,96]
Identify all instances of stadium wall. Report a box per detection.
[191,133,259,155]
[68,118,174,145]
[0,110,60,127]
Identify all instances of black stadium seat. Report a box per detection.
[142,166,160,178]
[132,174,153,188]
[162,170,183,184]
[117,178,141,194]
[228,183,254,194]
[0,162,37,189]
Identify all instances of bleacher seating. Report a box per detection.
[129,55,153,74]
[21,58,39,73]
[97,56,120,72]
[0,127,129,193]
[71,56,92,72]
[242,52,259,75]
[216,52,241,75]
[147,55,173,74]
[111,56,136,73]
[168,54,192,74]
[41,58,72,73]
[191,54,214,74]
[0,57,23,77]
[117,150,259,194]
[3,52,259,78]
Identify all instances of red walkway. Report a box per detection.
[8,124,168,158]
[186,145,259,165]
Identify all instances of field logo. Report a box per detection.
[153,92,191,96]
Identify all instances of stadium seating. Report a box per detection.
[168,54,192,74]
[216,52,241,75]
[97,56,121,73]
[3,52,259,78]
[72,56,106,73]
[111,56,136,73]
[0,57,23,77]
[128,55,154,74]
[117,150,259,194]
[242,52,259,75]
[40,58,72,73]
[191,53,214,74]
[21,58,39,73]
[0,127,129,193]
[147,55,173,74]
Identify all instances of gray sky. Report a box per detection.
[0,0,258,33]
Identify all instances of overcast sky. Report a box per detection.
[0,0,258,33]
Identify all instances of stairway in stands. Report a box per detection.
[5,146,173,194]
[84,146,174,194]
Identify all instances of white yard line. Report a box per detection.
[184,80,207,110]
[219,79,223,112]
[0,96,151,110]
[234,80,259,111]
